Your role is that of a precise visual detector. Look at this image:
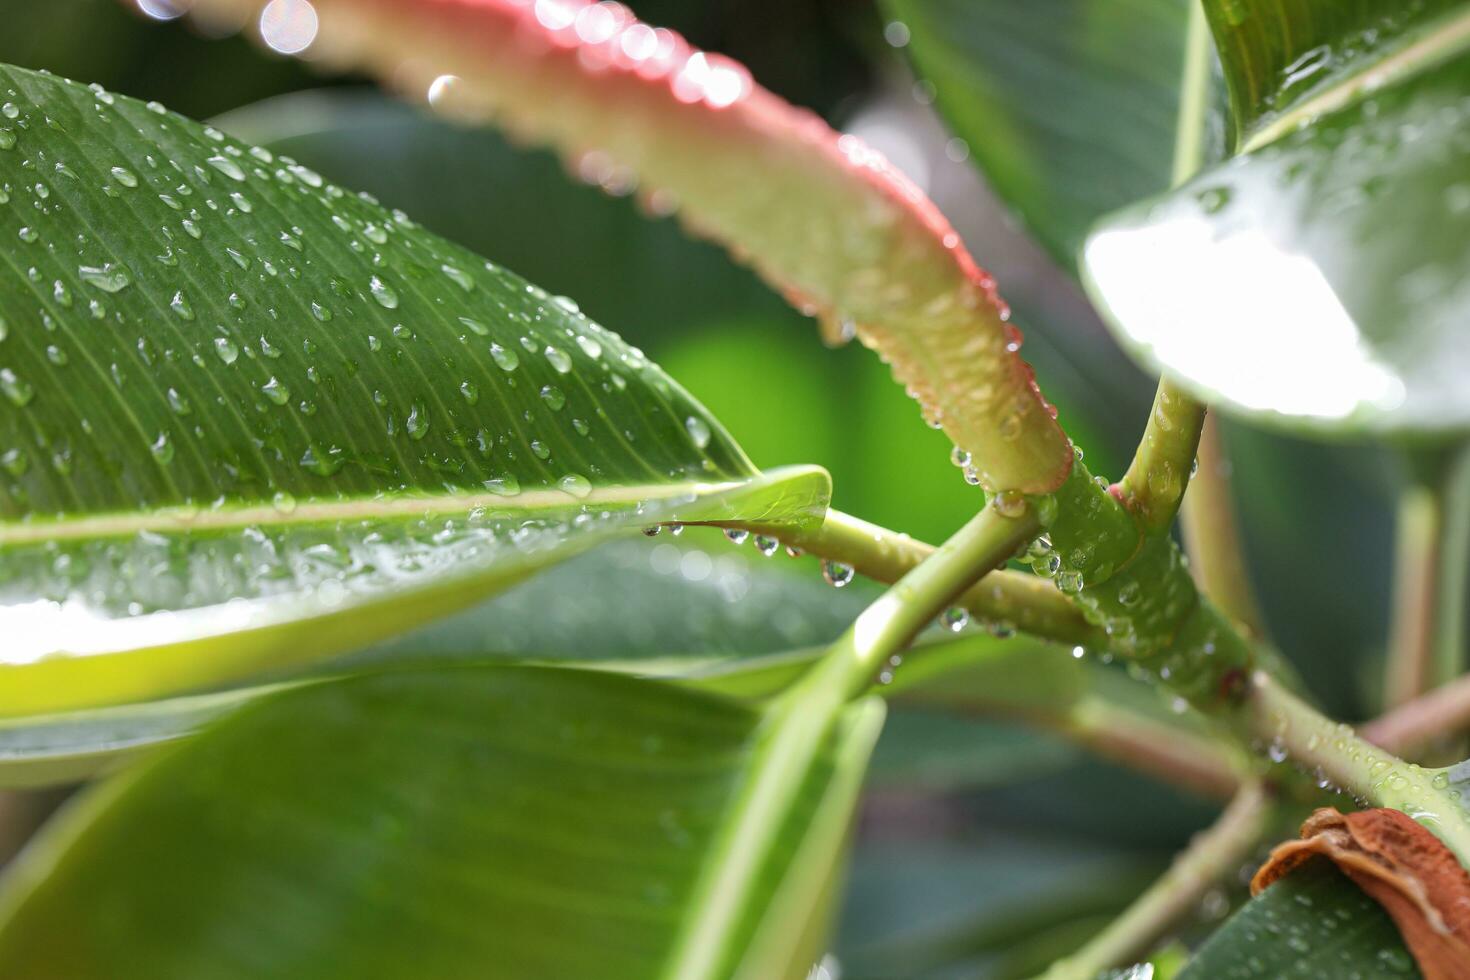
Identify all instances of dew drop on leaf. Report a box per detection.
[369,275,398,309]
[78,262,131,293]
[490,343,519,371]
[558,473,592,498]
[684,416,711,449]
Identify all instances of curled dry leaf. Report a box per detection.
[189,0,1074,493]
[1253,807,1470,980]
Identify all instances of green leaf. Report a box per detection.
[0,63,828,716]
[1082,47,1470,438]
[1177,858,1419,978]
[0,664,885,979]
[1202,0,1468,149]
[884,0,1222,271]
[179,0,1077,495]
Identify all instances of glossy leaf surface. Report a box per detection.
[1083,31,1470,437]
[0,664,884,979]
[1177,858,1419,978]
[0,62,827,716]
[884,0,1218,271]
[1204,0,1468,148]
[180,0,1075,494]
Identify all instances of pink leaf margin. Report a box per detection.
[193,0,1074,493]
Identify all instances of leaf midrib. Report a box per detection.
[0,477,747,545]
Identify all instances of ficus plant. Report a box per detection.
[0,0,1466,976]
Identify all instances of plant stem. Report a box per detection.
[1179,416,1267,635]
[806,502,1042,701]
[1384,445,1470,707]
[727,509,1104,649]
[1248,671,1470,864]
[1037,781,1271,980]
[1118,378,1206,533]
[1364,671,1470,757]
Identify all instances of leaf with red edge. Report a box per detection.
[183,0,1075,493]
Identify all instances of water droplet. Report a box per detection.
[205,154,246,182]
[0,103,17,119]
[558,473,592,498]
[1195,186,1232,214]
[490,343,519,371]
[540,385,567,411]
[271,489,297,514]
[78,262,131,293]
[213,336,239,364]
[485,475,521,496]
[261,376,290,405]
[941,607,970,632]
[459,381,479,404]
[369,275,398,309]
[406,403,429,439]
[45,344,68,366]
[108,165,138,188]
[531,439,551,460]
[458,316,490,336]
[685,416,712,449]
[310,301,332,322]
[441,264,474,291]
[0,448,28,476]
[170,290,194,320]
[17,226,37,244]
[230,191,252,213]
[822,560,855,588]
[544,345,573,373]
[753,535,779,557]
[1,369,34,406]
[150,431,174,465]
[575,334,602,359]
[0,129,14,151]
[992,490,1028,518]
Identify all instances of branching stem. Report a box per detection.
[1037,781,1271,980]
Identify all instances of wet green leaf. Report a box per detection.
[1202,0,1467,148]
[0,63,827,716]
[1083,49,1470,438]
[1177,858,1419,978]
[884,0,1223,271]
[0,664,885,980]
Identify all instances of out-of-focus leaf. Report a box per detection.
[1202,0,1467,148]
[1083,50,1470,439]
[183,0,1076,494]
[883,0,1221,271]
[0,664,884,980]
[0,63,827,716]
[1177,858,1419,978]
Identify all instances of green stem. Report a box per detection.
[666,501,1043,976]
[1249,671,1470,865]
[1037,781,1272,979]
[1180,416,1268,635]
[1114,2,1212,533]
[1118,378,1206,533]
[727,509,1103,649]
[803,501,1042,702]
[1384,444,1470,707]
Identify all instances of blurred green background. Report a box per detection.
[0,1,1408,975]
